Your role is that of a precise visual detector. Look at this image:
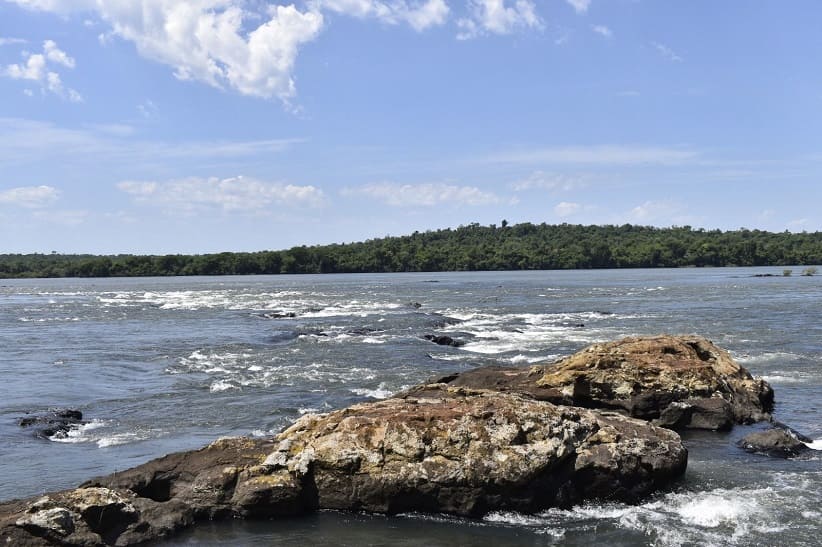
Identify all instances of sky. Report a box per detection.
[1,0,821,254]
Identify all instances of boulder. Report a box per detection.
[271,384,687,515]
[738,425,812,458]
[410,335,773,430]
[1,386,687,545]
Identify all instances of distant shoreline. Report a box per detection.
[2,223,821,279]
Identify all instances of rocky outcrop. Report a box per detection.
[0,386,687,546]
[412,335,774,431]
[271,385,687,515]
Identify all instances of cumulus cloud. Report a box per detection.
[3,40,82,101]
[117,176,325,213]
[7,0,450,103]
[457,0,542,40]
[316,0,449,31]
[0,185,60,208]
[344,182,500,206]
[565,0,590,14]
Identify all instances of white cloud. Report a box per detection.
[344,182,500,206]
[591,24,611,38]
[0,185,60,208]
[652,41,683,62]
[0,117,303,165]
[316,0,449,31]
[0,37,27,46]
[6,0,448,103]
[628,199,681,222]
[117,176,325,213]
[457,0,542,40]
[137,99,159,119]
[43,39,75,68]
[565,0,590,14]
[7,1,324,103]
[487,145,698,166]
[554,201,580,217]
[3,40,82,101]
[6,0,95,12]
[510,171,586,192]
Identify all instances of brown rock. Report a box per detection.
[0,387,687,545]
[268,384,687,516]
[411,335,773,430]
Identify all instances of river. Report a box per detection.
[1,268,820,546]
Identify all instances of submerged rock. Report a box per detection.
[412,335,774,430]
[0,386,687,545]
[423,334,466,347]
[18,409,86,440]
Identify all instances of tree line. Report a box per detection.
[2,223,821,278]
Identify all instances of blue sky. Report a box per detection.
[1,0,821,254]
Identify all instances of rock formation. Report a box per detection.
[412,335,773,431]
[1,386,687,545]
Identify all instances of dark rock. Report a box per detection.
[423,334,465,347]
[347,327,382,336]
[18,409,86,440]
[738,427,810,458]
[258,311,297,319]
[408,302,422,309]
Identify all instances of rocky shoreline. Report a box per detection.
[0,335,785,545]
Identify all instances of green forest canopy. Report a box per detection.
[2,223,821,278]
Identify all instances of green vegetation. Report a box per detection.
[2,223,822,278]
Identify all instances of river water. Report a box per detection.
[1,268,820,546]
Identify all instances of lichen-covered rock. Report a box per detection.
[414,335,773,430]
[267,384,687,516]
[0,386,687,545]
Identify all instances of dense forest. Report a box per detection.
[2,223,821,278]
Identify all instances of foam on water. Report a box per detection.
[49,420,155,448]
[434,309,644,355]
[481,484,800,546]
[350,382,399,399]
[48,419,106,443]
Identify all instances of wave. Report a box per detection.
[431,310,646,355]
[482,483,806,546]
[805,439,822,450]
[48,419,155,448]
[350,382,402,400]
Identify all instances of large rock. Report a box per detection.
[413,335,774,430]
[269,384,687,515]
[1,386,687,545]
[738,425,813,458]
